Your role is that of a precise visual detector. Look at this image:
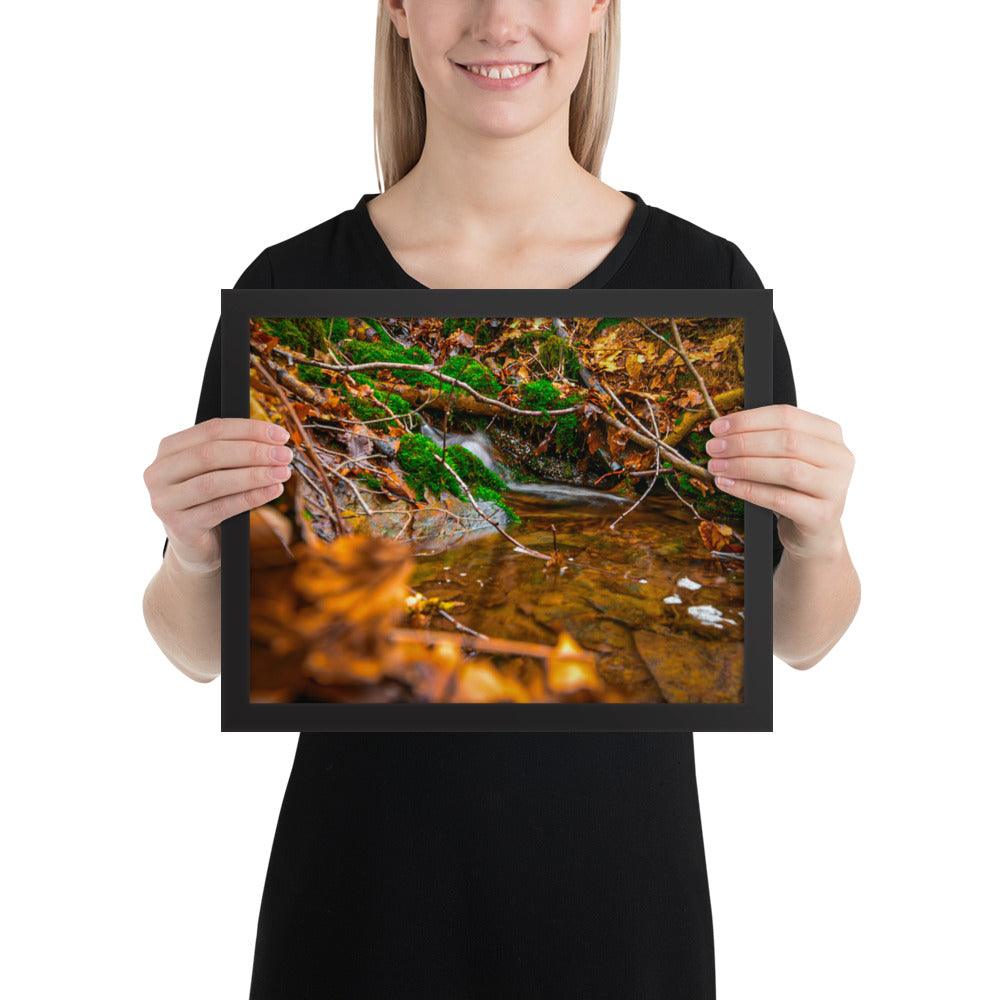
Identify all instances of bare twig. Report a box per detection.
[406,586,487,639]
[251,352,347,534]
[271,348,578,418]
[610,400,661,531]
[592,404,713,484]
[632,316,720,421]
[668,317,719,420]
[389,627,593,664]
[435,453,548,561]
[710,551,745,563]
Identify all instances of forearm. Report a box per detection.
[142,544,222,682]
[773,524,860,669]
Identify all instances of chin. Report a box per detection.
[458,104,550,140]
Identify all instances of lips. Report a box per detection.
[453,60,547,91]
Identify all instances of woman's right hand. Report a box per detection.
[144,417,292,571]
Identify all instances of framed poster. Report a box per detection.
[221,290,773,732]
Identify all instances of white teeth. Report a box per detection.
[464,62,536,79]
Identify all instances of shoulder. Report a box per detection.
[637,200,762,289]
[234,201,364,289]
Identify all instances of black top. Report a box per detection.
[168,191,796,999]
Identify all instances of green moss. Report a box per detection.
[440,355,501,397]
[444,442,506,494]
[346,386,412,425]
[396,433,515,521]
[517,381,584,456]
[297,363,332,387]
[472,486,520,524]
[553,392,585,455]
[358,474,382,492]
[380,390,412,415]
[260,318,332,356]
[397,433,460,498]
[516,325,556,349]
[520,379,561,412]
[341,337,440,389]
[592,317,626,335]
[686,430,710,464]
[263,318,310,354]
[537,335,582,382]
[328,317,350,343]
[442,317,474,336]
[670,471,745,520]
[347,395,383,422]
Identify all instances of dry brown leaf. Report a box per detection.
[546,631,604,698]
[451,661,531,703]
[698,520,743,554]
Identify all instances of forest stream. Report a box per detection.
[248,314,747,704]
[408,424,745,703]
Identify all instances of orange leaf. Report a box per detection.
[698,520,743,554]
[546,631,604,698]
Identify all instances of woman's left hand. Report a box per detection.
[705,404,855,560]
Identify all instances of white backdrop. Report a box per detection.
[3,2,997,997]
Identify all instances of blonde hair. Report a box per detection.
[373,1,620,190]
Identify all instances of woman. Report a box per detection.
[143,2,860,996]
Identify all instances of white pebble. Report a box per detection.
[677,577,702,590]
[687,605,725,628]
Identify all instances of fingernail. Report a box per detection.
[268,424,290,442]
[271,446,292,462]
[716,476,735,488]
[706,436,726,454]
[707,459,727,473]
[710,418,729,434]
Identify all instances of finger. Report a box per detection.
[713,476,825,524]
[161,463,293,513]
[181,482,288,540]
[156,417,289,461]
[707,456,837,499]
[706,428,848,469]
[148,438,293,490]
[710,404,843,444]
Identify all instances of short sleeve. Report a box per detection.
[727,241,797,571]
[162,249,275,558]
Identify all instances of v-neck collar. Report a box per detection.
[353,190,649,290]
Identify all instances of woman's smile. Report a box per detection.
[452,58,548,90]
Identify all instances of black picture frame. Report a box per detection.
[221,289,773,732]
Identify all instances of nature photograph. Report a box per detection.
[246,313,747,705]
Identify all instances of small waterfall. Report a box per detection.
[419,420,629,506]
[420,422,501,472]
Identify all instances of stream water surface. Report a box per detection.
[410,428,746,703]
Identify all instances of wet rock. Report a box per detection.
[633,631,743,703]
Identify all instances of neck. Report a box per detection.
[397,98,592,231]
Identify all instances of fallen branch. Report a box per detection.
[252,352,347,534]
[435,452,549,561]
[666,388,744,445]
[667,318,720,420]
[406,586,487,639]
[632,317,720,421]
[389,627,594,665]
[271,347,578,418]
[610,400,661,531]
[592,404,714,484]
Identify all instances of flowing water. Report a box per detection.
[411,424,745,703]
